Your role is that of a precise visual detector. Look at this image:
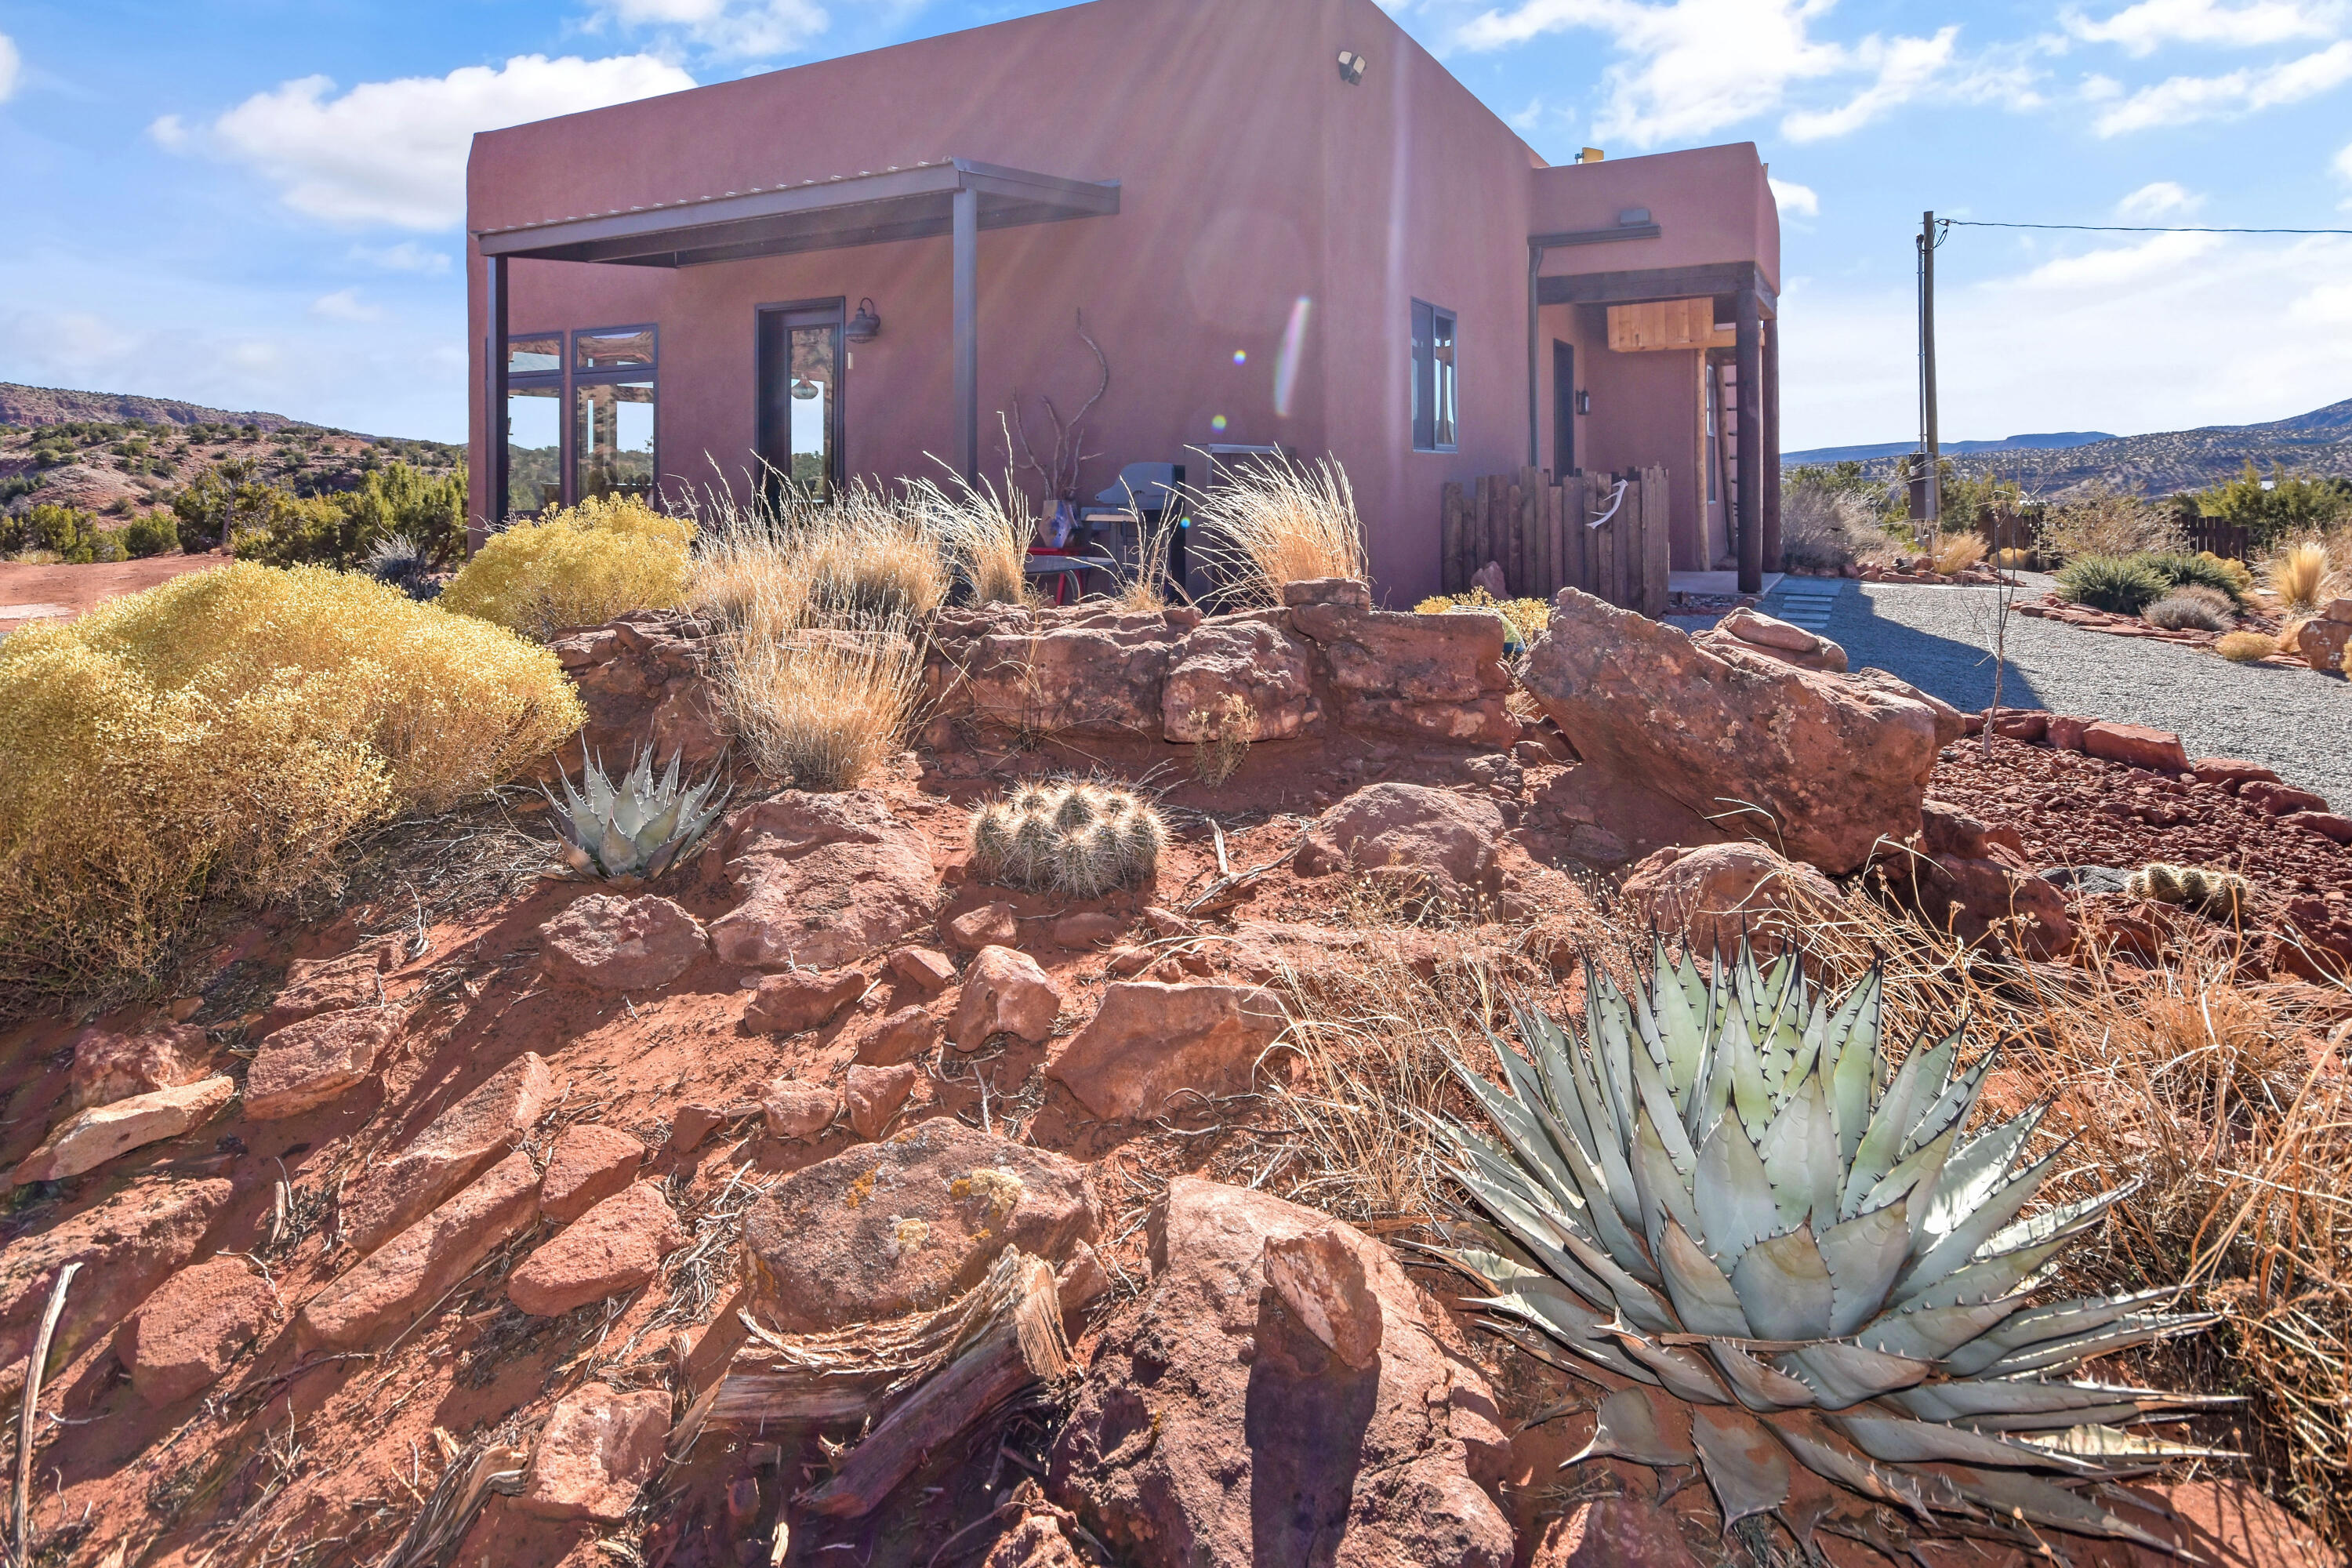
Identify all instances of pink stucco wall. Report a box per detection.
[466,0,1775,601]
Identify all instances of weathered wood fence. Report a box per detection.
[1440,466,1671,617]
[2185,517,2250,561]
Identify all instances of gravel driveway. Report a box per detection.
[1764,575,2352,809]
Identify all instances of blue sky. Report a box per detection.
[2,0,2350,450]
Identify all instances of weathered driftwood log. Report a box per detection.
[675,1249,1069,1519]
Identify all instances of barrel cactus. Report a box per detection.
[542,746,728,884]
[1432,947,2223,1553]
[969,780,1164,898]
[2125,862,2249,921]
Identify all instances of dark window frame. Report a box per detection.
[570,323,660,507]
[1410,299,1458,453]
[503,328,567,518]
[755,297,846,503]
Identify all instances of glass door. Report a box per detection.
[757,301,843,503]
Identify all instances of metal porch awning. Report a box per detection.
[475,159,1120,521]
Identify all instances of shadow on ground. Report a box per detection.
[1835,597,2042,713]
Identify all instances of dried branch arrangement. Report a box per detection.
[1007,310,1109,503]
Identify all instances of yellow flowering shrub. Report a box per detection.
[440,495,694,639]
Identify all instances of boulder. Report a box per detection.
[743,965,869,1034]
[1523,590,1944,873]
[949,609,1182,737]
[2193,757,2281,788]
[707,793,940,971]
[1619,843,1840,957]
[68,1022,211,1112]
[1531,1498,1705,1568]
[1295,782,1508,905]
[1697,608,1848,673]
[0,1178,234,1379]
[508,1183,685,1316]
[2082,720,2191,776]
[341,1052,555,1254]
[739,1118,1096,1331]
[853,1004,942,1065]
[118,1255,274,1406]
[1880,800,2076,960]
[1050,1178,1512,1568]
[944,902,1021,953]
[2285,811,2352,845]
[2047,713,2093,751]
[1161,613,1323,742]
[300,1152,540,1351]
[761,1080,837,1140]
[1050,911,1127,949]
[949,946,1062,1050]
[845,1062,919,1140]
[1047,982,1287,1121]
[517,1383,671,1523]
[13,1076,236,1185]
[540,894,707,992]
[2292,611,2352,672]
[539,1123,646,1224]
[888,946,957,993]
[243,1008,401,1121]
[1262,1227,1382,1369]
[2245,780,2332,817]
[263,941,396,1029]
[1285,585,1519,746]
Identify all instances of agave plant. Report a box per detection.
[542,746,729,884]
[1432,948,2227,1554]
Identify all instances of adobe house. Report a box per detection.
[465,0,1784,601]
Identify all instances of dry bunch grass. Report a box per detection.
[1189,456,1367,607]
[1192,693,1256,786]
[715,612,924,791]
[1930,532,1989,575]
[905,470,1036,607]
[2215,630,2280,663]
[2264,540,2341,614]
[2042,484,2187,562]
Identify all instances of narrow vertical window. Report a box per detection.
[1411,300,1457,452]
[505,334,563,520]
[572,325,658,505]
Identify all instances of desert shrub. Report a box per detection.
[1777,479,1885,572]
[119,513,180,558]
[2141,550,2248,604]
[2198,460,2352,549]
[2143,589,2234,631]
[2055,554,2168,614]
[0,563,582,989]
[1993,545,2035,568]
[364,534,440,601]
[2,502,114,563]
[969,780,1165,895]
[1414,587,1546,648]
[227,461,469,571]
[2263,539,2339,613]
[2041,483,2184,561]
[1190,456,1367,607]
[2194,549,2255,597]
[2215,630,2278,662]
[1929,531,1987,574]
[441,495,693,640]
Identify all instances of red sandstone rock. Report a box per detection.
[541,893,707,991]
[853,1004,942,1065]
[1050,1178,1512,1568]
[1992,709,2049,742]
[707,793,938,970]
[1161,612,1323,742]
[2194,757,2281,787]
[508,1183,685,1316]
[2048,713,2092,750]
[845,1062,919,1139]
[943,901,1020,952]
[1105,945,1153,977]
[243,1008,401,1120]
[1619,842,1839,957]
[2245,779,2331,816]
[118,1255,274,1406]
[1296,782,1507,905]
[13,1076,236,1185]
[67,1022,210,1112]
[979,1512,1090,1568]
[666,1102,728,1155]
[0,1178,233,1381]
[342,1052,555,1254]
[1263,1226,1382,1368]
[2291,612,2352,671]
[1698,608,1848,673]
[743,964,869,1034]
[1047,982,1287,1120]
[739,1118,1095,1331]
[2284,811,2352,844]
[1050,911,1126,948]
[539,1123,646,1223]
[1531,1498,1704,1568]
[761,1080,837,1140]
[263,940,395,1029]
[887,946,957,993]
[947,609,1183,737]
[517,1382,671,1523]
[299,1152,540,1351]
[2082,720,2191,775]
[948,946,1061,1050]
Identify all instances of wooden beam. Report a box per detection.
[1735,287,1764,594]
[1537,260,1777,310]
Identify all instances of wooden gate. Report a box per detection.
[1439,466,1670,617]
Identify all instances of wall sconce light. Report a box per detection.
[1336,50,1368,85]
[1576,390,1592,416]
[844,296,881,343]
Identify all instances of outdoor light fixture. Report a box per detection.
[789,378,820,401]
[1336,50,1367,85]
[844,296,881,343]
[1576,390,1592,416]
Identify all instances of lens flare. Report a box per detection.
[1273,295,1312,418]
[1210,415,1229,432]
[1232,349,1247,365]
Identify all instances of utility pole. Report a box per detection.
[1918,210,1941,559]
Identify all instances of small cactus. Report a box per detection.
[969,780,1164,897]
[2125,862,2249,920]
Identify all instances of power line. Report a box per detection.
[1945,219,2352,235]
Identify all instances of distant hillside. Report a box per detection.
[1786,398,2352,498]
[1785,431,2115,466]
[0,383,312,432]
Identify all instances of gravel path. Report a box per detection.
[1765,575,2352,809]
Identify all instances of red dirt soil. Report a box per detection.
[0,552,223,623]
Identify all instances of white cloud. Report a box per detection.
[2339,139,2352,176]
[1769,176,1820,216]
[2063,0,2344,55]
[2115,179,2205,217]
[1782,28,1960,140]
[2093,38,2352,132]
[147,113,188,148]
[349,241,453,274]
[583,0,829,60]
[0,33,20,103]
[2013,228,2225,288]
[185,53,695,230]
[310,288,384,322]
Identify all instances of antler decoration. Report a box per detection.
[1007,309,1110,501]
